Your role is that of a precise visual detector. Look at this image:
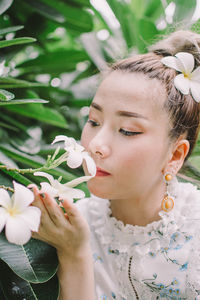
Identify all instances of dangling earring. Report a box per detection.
[161,172,175,212]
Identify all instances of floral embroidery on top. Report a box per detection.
[87,180,200,299]
[93,253,103,263]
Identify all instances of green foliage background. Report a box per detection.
[0,0,200,298]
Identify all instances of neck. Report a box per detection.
[110,183,166,227]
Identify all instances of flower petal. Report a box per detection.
[40,182,58,197]
[59,187,85,201]
[34,171,55,186]
[52,135,77,150]
[0,188,11,209]
[82,153,96,176]
[0,207,8,232]
[161,56,183,72]
[5,216,32,245]
[19,206,41,232]
[66,175,93,187]
[51,135,71,145]
[174,74,190,94]
[13,181,34,210]
[191,66,200,81]
[66,150,83,168]
[175,52,194,73]
[190,81,200,103]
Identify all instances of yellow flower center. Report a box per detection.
[8,207,19,216]
[183,71,192,79]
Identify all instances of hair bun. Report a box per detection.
[149,30,200,58]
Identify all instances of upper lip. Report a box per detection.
[96,167,111,174]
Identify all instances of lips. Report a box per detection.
[96,167,111,176]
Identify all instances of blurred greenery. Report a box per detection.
[0,0,200,298]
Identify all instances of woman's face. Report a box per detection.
[81,71,173,200]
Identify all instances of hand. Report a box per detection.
[30,186,91,260]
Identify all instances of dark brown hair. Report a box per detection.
[110,30,200,159]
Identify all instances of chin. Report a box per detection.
[87,180,112,199]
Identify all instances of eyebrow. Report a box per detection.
[90,102,148,120]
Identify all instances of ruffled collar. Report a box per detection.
[88,180,200,253]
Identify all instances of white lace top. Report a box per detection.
[76,180,200,300]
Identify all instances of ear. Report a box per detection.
[164,138,190,175]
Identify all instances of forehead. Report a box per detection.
[94,71,167,119]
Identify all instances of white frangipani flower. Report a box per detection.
[34,172,85,203]
[52,135,96,176]
[161,52,200,103]
[0,182,41,245]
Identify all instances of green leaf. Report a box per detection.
[0,37,36,49]
[137,18,159,52]
[0,89,15,101]
[173,0,196,24]
[25,0,65,23]
[0,259,59,300]
[0,25,24,35]
[144,0,164,21]
[0,0,13,15]
[0,120,18,131]
[0,143,89,195]
[0,167,33,186]
[0,143,75,182]
[17,49,89,74]
[191,18,200,34]
[0,99,48,106]
[5,103,68,128]
[106,0,136,48]
[0,77,47,89]
[36,0,93,32]
[68,0,90,6]
[0,150,18,168]
[0,235,58,283]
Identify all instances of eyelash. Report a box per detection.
[87,120,143,136]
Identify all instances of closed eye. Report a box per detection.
[119,129,143,136]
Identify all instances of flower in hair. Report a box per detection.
[161,52,200,103]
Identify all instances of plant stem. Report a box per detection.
[0,185,14,192]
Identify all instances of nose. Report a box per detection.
[88,130,111,159]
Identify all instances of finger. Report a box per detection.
[31,231,52,244]
[42,193,67,226]
[29,188,56,229]
[62,199,84,226]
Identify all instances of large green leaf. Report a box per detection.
[25,0,65,23]
[0,25,24,35]
[0,37,36,49]
[0,143,89,195]
[137,18,159,52]
[0,234,58,283]
[17,49,89,74]
[0,99,48,106]
[68,0,90,7]
[0,143,76,182]
[5,103,68,128]
[106,0,136,48]
[0,167,33,186]
[25,0,93,32]
[0,259,59,300]
[0,77,46,89]
[173,0,196,24]
[0,0,13,15]
[143,0,165,21]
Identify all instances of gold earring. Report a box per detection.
[161,173,174,212]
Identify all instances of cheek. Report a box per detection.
[81,125,89,149]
